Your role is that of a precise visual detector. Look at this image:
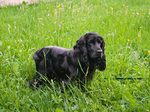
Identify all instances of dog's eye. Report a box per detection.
[87,43,91,47]
[97,40,101,44]
[89,40,95,44]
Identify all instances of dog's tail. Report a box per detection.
[33,47,51,62]
[33,49,42,62]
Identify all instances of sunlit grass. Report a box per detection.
[0,0,150,111]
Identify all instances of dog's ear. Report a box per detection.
[101,37,105,52]
[73,36,88,64]
[73,36,86,49]
[97,37,106,71]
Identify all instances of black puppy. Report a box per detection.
[30,32,106,88]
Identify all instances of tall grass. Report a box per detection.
[0,0,150,111]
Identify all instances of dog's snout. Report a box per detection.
[97,49,104,58]
[97,49,103,53]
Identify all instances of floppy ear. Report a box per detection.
[74,36,85,49]
[97,37,106,71]
[101,38,105,52]
[73,36,88,64]
[73,32,92,50]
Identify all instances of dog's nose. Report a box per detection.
[97,49,104,58]
[97,49,103,53]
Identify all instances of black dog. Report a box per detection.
[30,32,106,88]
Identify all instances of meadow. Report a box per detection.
[0,0,150,111]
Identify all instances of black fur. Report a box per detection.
[30,32,106,88]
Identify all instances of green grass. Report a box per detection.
[0,0,150,111]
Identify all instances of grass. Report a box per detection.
[0,0,150,111]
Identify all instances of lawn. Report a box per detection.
[0,0,150,111]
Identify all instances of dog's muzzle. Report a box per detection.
[97,49,104,59]
[96,52,106,71]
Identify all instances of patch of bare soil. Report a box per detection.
[0,0,38,6]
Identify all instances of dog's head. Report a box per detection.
[74,32,106,71]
